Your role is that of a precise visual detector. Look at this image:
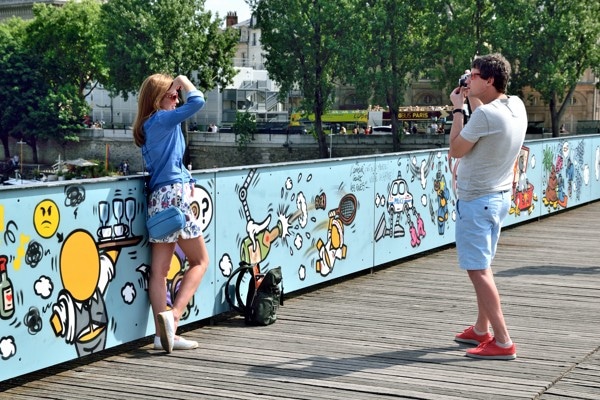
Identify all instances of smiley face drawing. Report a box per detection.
[33,199,60,238]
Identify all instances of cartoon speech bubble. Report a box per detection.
[189,186,213,232]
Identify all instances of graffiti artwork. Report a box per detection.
[1,135,599,382]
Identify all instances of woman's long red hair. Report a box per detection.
[132,74,173,147]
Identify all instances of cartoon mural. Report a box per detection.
[374,152,453,247]
[315,193,357,275]
[237,169,291,266]
[51,230,123,355]
[230,168,359,279]
[0,177,219,379]
[510,146,538,216]
[542,140,589,211]
[0,255,14,319]
[431,161,450,235]
[217,167,362,285]
[0,178,164,378]
[1,135,599,382]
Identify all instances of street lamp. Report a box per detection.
[265,88,268,123]
[17,140,25,182]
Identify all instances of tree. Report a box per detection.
[425,1,499,97]
[429,0,599,137]
[345,0,438,151]
[26,0,107,99]
[0,18,30,160]
[250,0,351,158]
[1,0,106,163]
[0,17,71,164]
[233,111,257,151]
[490,0,600,137]
[100,0,239,97]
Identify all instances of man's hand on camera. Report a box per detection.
[450,86,467,109]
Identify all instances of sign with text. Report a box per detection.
[398,111,442,120]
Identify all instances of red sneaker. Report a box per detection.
[466,339,517,360]
[454,326,493,345]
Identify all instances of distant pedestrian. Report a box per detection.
[208,123,218,133]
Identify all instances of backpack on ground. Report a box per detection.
[225,261,283,326]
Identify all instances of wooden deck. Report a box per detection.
[2,201,600,400]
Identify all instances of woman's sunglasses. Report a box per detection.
[164,93,178,101]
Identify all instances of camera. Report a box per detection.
[458,73,470,87]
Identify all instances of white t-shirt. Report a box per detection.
[457,96,527,201]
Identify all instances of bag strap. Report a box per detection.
[225,263,255,314]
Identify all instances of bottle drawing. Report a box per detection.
[0,255,15,319]
[240,220,283,265]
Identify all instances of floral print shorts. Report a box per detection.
[147,182,202,243]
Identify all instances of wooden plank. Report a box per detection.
[1,201,600,400]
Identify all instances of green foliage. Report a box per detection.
[100,0,239,97]
[0,18,30,158]
[490,0,600,136]
[428,0,600,137]
[26,0,107,97]
[1,0,598,163]
[542,146,554,172]
[79,161,108,178]
[424,0,499,93]
[0,2,101,162]
[252,0,352,158]
[233,111,257,151]
[34,84,89,144]
[343,0,439,151]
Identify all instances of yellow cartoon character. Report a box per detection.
[315,194,357,276]
[33,199,60,238]
[50,230,119,356]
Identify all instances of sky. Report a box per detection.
[204,0,251,23]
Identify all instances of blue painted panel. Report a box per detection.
[372,150,457,265]
[537,138,591,216]
[1,134,599,381]
[591,137,600,200]
[0,179,153,380]
[212,158,376,313]
[504,142,544,226]
[186,172,218,320]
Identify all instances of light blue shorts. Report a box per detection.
[455,191,510,270]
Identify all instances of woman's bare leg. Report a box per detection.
[149,242,176,336]
[170,235,209,331]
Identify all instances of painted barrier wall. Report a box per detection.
[1,135,599,381]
